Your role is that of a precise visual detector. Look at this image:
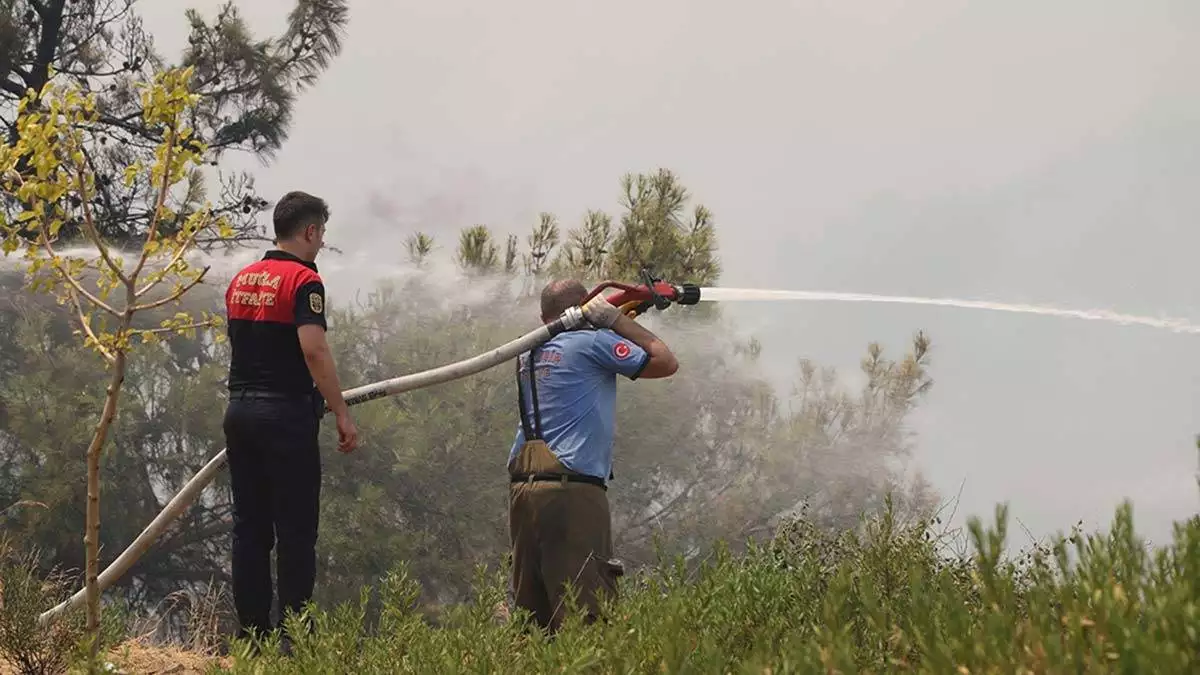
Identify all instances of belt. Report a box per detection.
[510,472,607,491]
[228,390,312,401]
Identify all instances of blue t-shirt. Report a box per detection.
[507,328,650,481]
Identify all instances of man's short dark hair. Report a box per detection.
[273,191,329,241]
[540,279,588,319]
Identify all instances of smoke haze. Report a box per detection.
[136,1,1200,548]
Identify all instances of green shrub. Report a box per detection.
[215,499,1197,674]
[0,537,128,675]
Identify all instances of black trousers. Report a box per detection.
[223,393,322,637]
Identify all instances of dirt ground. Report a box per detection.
[1,639,227,674]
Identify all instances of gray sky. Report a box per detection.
[145,1,1199,547]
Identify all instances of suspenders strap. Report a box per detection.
[516,346,543,441]
[514,344,615,484]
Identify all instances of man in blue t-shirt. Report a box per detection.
[506,279,679,633]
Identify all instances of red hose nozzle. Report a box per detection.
[582,271,702,315]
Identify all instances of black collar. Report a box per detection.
[263,249,318,272]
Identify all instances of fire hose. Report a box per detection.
[37,272,701,626]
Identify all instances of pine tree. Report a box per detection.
[0,0,348,247]
[455,225,500,275]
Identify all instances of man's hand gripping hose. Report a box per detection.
[582,294,622,328]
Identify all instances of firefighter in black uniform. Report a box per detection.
[222,190,359,645]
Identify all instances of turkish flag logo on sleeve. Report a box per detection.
[613,341,632,360]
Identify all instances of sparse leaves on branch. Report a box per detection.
[0,66,233,360]
[0,64,234,656]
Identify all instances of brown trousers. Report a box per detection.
[508,440,621,633]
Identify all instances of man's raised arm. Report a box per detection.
[581,296,679,379]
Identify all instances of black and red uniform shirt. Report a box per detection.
[225,250,327,395]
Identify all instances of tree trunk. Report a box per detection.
[84,348,127,664]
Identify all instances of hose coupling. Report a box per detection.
[558,305,587,331]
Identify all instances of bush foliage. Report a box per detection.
[215,500,1198,674]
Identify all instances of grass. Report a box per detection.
[4,499,1197,673]
[218,499,1197,674]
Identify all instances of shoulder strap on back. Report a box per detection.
[516,347,544,441]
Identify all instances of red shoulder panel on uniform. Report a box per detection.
[226,259,316,324]
[294,267,322,289]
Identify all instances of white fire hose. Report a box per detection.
[37,306,588,626]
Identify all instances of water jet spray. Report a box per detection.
[697,287,1200,335]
